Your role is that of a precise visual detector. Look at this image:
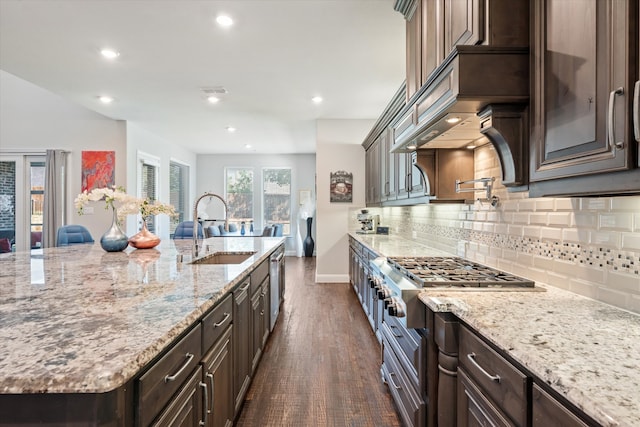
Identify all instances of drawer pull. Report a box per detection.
[240,281,250,292]
[467,353,501,383]
[388,372,402,390]
[199,381,207,427]
[206,373,214,414]
[164,353,194,383]
[213,313,231,328]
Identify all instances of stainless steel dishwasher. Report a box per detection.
[269,246,285,331]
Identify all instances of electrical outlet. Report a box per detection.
[84,206,94,214]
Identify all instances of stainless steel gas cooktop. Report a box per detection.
[386,256,535,288]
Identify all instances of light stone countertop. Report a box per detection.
[350,232,640,427]
[0,236,284,394]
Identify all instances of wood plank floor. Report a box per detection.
[235,256,401,427]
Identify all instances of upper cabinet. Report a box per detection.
[404,0,529,101]
[529,0,639,196]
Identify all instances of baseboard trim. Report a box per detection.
[315,274,349,283]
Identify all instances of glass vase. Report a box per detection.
[100,207,129,252]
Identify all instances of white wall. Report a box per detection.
[196,153,316,255]
[0,70,127,241]
[316,119,372,282]
[125,123,198,240]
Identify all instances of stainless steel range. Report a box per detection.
[370,256,535,328]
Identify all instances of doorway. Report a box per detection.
[0,154,46,253]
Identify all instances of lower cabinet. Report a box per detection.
[532,384,589,427]
[458,367,511,427]
[233,278,252,416]
[201,327,233,427]
[151,366,205,427]
[137,325,203,426]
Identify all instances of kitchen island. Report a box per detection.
[0,236,284,424]
[350,232,640,427]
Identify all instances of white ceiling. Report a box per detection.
[0,0,406,154]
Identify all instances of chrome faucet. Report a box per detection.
[193,192,229,258]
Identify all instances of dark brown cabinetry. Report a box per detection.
[532,384,589,427]
[458,324,528,427]
[137,325,203,426]
[233,278,251,416]
[530,0,639,195]
[150,366,205,427]
[366,137,382,206]
[201,294,234,427]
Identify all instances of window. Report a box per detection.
[138,152,159,233]
[169,161,189,234]
[263,168,291,235]
[225,168,253,223]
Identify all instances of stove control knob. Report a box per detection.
[387,299,406,317]
[378,286,392,300]
[370,276,382,289]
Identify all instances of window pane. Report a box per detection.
[170,162,188,233]
[226,168,253,221]
[141,163,157,232]
[30,161,44,248]
[263,168,291,235]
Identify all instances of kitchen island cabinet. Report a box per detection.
[350,232,640,427]
[0,236,284,426]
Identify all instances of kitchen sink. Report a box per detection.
[190,251,256,265]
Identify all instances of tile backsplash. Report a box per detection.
[354,145,640,314]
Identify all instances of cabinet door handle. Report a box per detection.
[388,372,402,390]
[467,353,501,383]
[206,373,214,414]
[633,81,640,142]
[213,313,230,328]
[164,352,194,383]
[240,281,250,292]
[607,87,624,150]
[199,381,208,427]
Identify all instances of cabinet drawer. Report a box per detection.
[151,365,203,427]
[459,325,528,427]
[138,325,202,427]
[202,293,233,352]
[382,317,421,384]
[532,384,589,427]
[382,344,424,427]
[250,259,269,295]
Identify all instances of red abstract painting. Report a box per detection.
[81,151,115,192]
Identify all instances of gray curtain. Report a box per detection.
[43,149,67,248]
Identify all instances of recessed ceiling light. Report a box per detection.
[244,144,252,150]
[98,96,114,104]
[216,15,233,27]
[446,116,461,124]
[100,49,120,59]
[466,144,477,150]
[226,126,236,133]
[407,144,417,150]
[207,96,220,104]
[312,96,323,104]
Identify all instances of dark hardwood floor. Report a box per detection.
[235,256,401,427]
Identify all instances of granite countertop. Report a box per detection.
[0,236,284,394]
[350,232,640,427]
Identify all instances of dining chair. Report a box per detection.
[173,221,204,239]
[56,225,94,246]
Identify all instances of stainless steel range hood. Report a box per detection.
[390,46,530,188]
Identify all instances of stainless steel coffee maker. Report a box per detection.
[356,210,379,234]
